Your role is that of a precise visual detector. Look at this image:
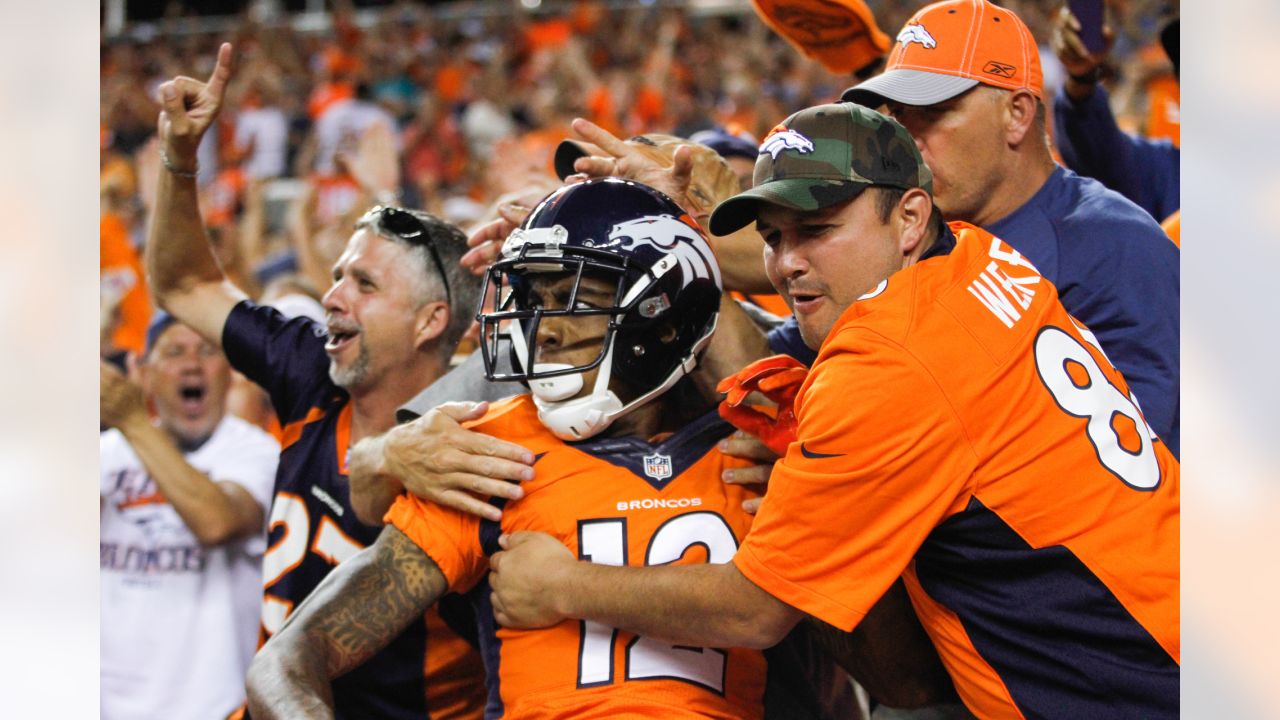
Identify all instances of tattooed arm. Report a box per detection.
[245,525,448,719]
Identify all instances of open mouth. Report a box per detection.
[788,291,824,312]
[178,384,207,412]
[325,327,359,354]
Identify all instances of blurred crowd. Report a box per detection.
[100,0,1178,364]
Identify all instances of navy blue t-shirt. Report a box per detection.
[223,300,478,720]
[769,169,1180,457]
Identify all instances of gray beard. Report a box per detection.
[328,343,371,390]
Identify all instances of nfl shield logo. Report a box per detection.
[643,453,673,481]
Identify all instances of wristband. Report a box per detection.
[160,149,198,179]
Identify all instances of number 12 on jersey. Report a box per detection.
[576,512,739,694]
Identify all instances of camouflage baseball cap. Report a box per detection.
[708,103,932,236]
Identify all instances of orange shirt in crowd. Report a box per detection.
[1146,74,1180,147]
[100,213,151,355]
[434,61,472,105]
[524,18,573,52]
[308,81,354,120]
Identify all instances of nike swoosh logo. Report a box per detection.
[800,443,845,459]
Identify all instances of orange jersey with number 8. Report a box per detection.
[735,222,1179,720]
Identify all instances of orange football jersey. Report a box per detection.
[388,395,766,719]
[735,223,1179,719]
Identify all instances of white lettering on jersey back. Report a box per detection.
[310,485,345,517]
[966,237,1042,328]
[615,497,704,512]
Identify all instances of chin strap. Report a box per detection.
[504,253,716,441]
[529,342,623,440]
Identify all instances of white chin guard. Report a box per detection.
[533,389,625,441]
[527,363,584,402]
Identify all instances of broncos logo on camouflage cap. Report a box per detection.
[759,128,816,160]
[709,103,932,236]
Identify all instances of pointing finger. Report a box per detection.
[570,117,629,157]
[205,42,234,104]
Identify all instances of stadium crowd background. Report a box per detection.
[100,0,1180,368]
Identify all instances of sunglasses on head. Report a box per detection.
[359,205,452,305]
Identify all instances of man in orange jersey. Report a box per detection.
[147,44,485,719]
[246,179,880,719]
[487,103,1181,720]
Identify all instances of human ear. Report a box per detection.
[414,301,450,351]
[896,188,933,258]
[1005,90,1039,146]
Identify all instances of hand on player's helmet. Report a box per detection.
[156,42,234,163]
[490,531,575,629]
[460,201,533,276]
[717,355,809,457]
[565,118,697,218]
[384,402,534,521]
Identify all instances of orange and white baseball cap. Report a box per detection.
[842,0,1043,107]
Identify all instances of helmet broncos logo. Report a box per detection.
[606,214,723,288]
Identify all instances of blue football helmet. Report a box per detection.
[477,178,722,440]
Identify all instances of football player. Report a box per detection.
[246,178,785,718]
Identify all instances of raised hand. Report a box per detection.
[565,118,696,216]
[155,42,234,164]
[100,359,148,431]
[460,202,535,276]
[1051,4,1114,93]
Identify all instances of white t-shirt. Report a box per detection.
[234,106,289,180]
[100,415,279,720]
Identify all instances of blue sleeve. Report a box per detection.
[1055,206,1180,458]
[221,300,336,424]
[1052,84,1180,222]
[766,318,818,366]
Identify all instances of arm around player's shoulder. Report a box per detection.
[737,331,977,631]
